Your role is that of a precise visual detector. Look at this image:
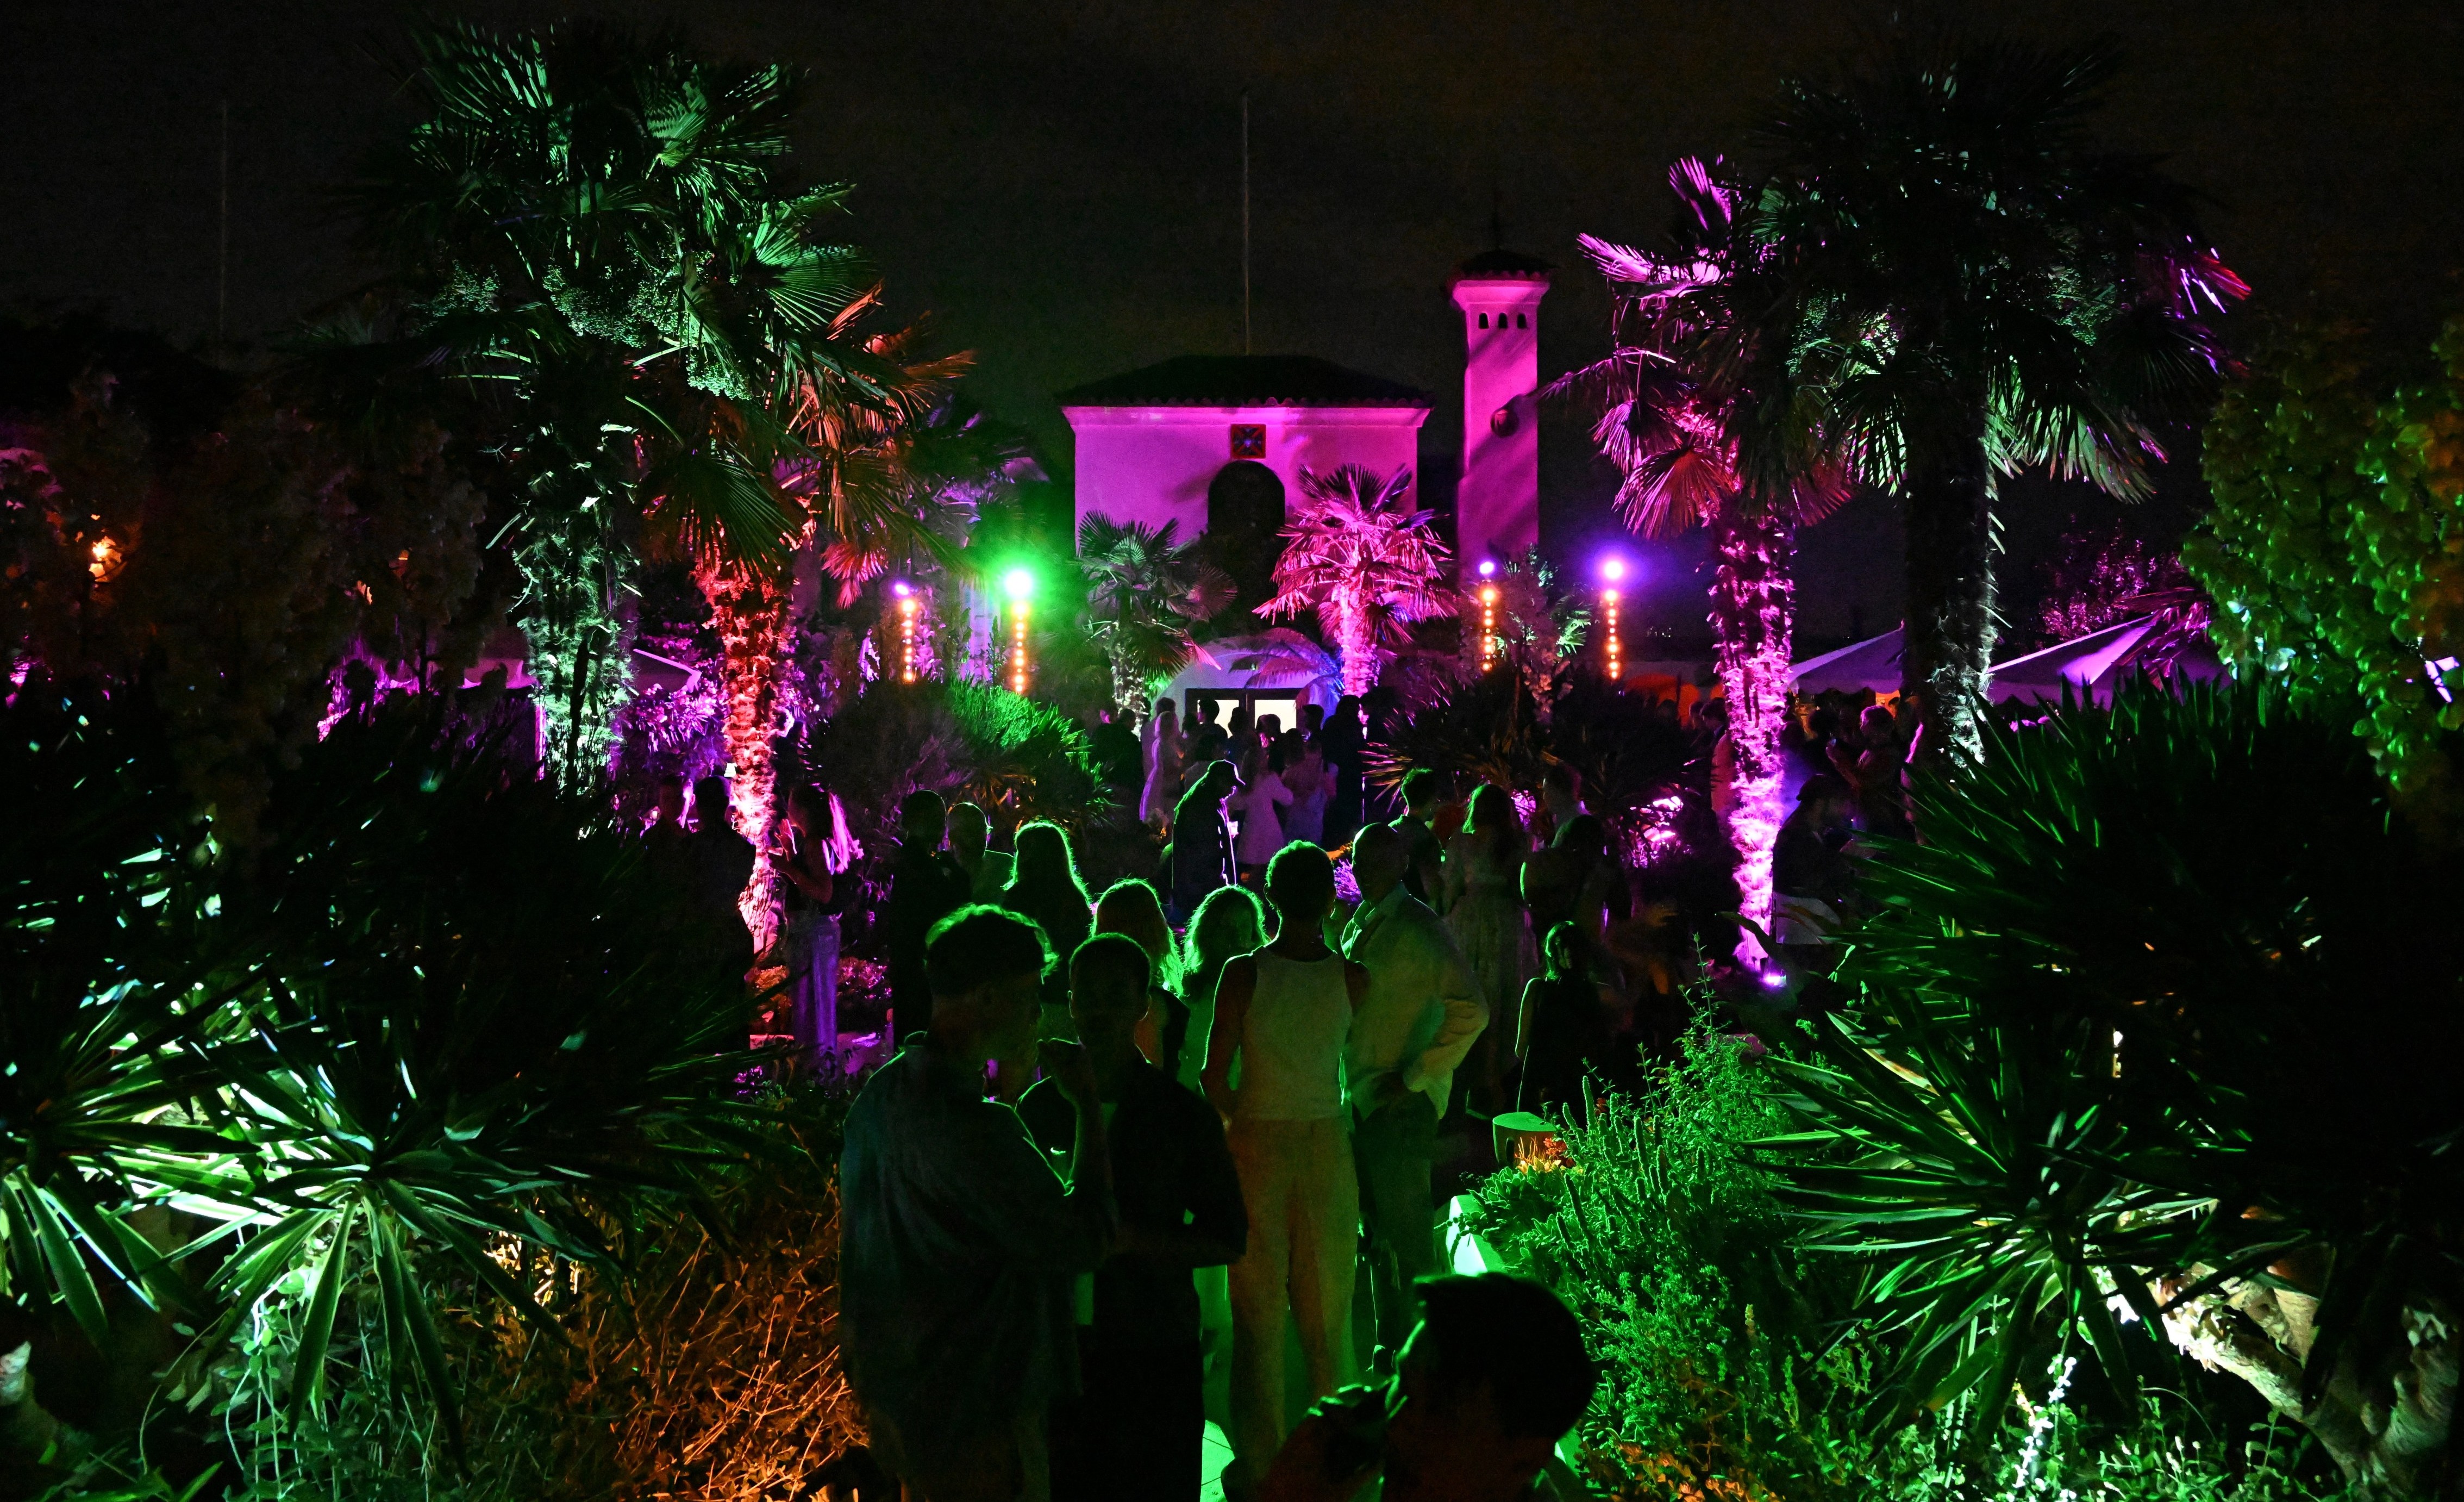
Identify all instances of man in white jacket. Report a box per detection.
[1339,822,1488,1367]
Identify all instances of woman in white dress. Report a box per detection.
[1229,743,1293,885]
[1139,696,1184,834]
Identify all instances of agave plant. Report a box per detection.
[1259,464,1454,698]
[1759,682,2464,1490]
[1076,514,1234,722]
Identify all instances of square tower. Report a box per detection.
[1449,250,1551,579]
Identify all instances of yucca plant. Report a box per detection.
[1760,681,2464,1491]
[1,684,761,1471]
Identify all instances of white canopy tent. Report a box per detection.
[1789,628,1904,696]
[1987,614,2225,706]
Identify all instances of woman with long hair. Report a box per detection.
[778,782,859,1069]
[1094,877,1180,1066]
[1176,884,1267,1093]
[1442,783,1539,1107]
[1001,820,1093,1038]
[1229,743,1294,886]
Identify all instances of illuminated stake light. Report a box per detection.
[1004,568,1036,694]
[892,581,919,684]
[1478,583,1500,671]
[1599,557,1627,682]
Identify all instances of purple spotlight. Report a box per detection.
[1760,968,1788,989]
[891,579,912,598]
[1599,556,1628,584]
[1477,558,1498,579]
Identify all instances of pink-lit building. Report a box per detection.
[1058,355,1434,544]
[1059,251,1550,585]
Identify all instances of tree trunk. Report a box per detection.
[520,523,635,782]
[1900,425,1996,774]
[1708,502,1797,968]
[697,560,793,959]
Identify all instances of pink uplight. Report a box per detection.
[1477,558,1498,578]
[1599,556,1627,583]
[891,579,912,598]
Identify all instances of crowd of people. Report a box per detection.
[631,687,1925,1501]
[819,695,1642,1501]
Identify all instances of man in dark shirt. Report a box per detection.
[881,789,971,1036]
[684,776,757,965]
[1167,761,1241,924]
[841,907,1116,1502]
[1392,769,1447,906]
[1021,934,1248,1502]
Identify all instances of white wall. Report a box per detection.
[1064,404,1429,540]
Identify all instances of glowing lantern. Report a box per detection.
[892,581,920,684]
[1003,567,1036,694]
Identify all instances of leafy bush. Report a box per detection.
[1,683,758,1492]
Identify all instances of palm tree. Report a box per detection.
[1258,464,1453,699]
[1549,158,1846,959]
[341,21,943,775]
[1749,32,2244,766]
[1076,515,1234,722]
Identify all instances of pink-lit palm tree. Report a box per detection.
[1550,159,1846,964]
[1259,464,1454,700]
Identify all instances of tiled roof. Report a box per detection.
[1058,354,1432,409]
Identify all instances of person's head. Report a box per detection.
[1067,933,1153,1064]
[1093,878,1174,979]
[922,906,1050,1063]
[1302,702,1325,734]
[1009,821,1087,901]
[947,801,991,864]
[1258,712,1283,740]
[1184,885,1267,983]
[1399,768,1444,818]
[652,775,686,826]
[1194,697,1217,726]
[1794,773,1854,827]
[1859,703,1896,741]
[785,781,828,834]
[1541,921,1580,981]
[1154,695,1178,723]
[1553,813,1606,859]
[1333,693,1362,726]
[1264,843,1336,932]
[1383,1275,1597,1501]
[692,776,731,830]
[1351,822,1410,904]
[898,788,947,849]
[1465,784,1523,861]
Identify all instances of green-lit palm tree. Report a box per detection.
[1750,32,2243,766]
[1549,157,1845,959]
[341,20,943,775]
[1258,464,1454,699]
[1076,514,1233,722]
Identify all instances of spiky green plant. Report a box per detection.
[1759,681,2463,1491]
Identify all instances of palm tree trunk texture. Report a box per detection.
[520,525,634,780]
[1337,605,1381,701]
[1709,504,1797,965]
[697,562,792,958]
[1899,430,1997,771]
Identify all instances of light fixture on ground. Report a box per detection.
[1003,567,1036,694]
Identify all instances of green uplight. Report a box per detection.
[1003,567,1036,603]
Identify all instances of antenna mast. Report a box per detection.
[217,99,230,358]
[1241,92,1252,355]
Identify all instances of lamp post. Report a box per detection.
[892,581,919,684]
[1599,556,1626,683]
[1477,558,1500,672]
[1003,568,1035,694]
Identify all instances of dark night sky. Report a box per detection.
[9,1,2462,645]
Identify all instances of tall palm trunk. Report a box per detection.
[1900,424,1996,772]
[697,561,792,957]
[521,521,633,780]
[1708,502,1797,964]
